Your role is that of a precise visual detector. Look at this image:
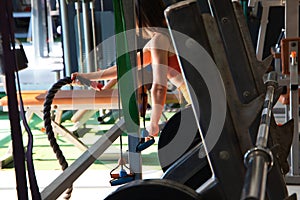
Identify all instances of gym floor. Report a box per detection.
[1,42,300,199]
[0,114,163,199]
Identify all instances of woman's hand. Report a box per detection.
[71,72,77,80]
[71,72,79,81]
[146,122,160,138]
[71,72,84,85]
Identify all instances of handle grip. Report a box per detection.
[76,76,103,91]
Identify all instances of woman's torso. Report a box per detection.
[144,31,181,73]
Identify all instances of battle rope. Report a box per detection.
[43,77,73,199]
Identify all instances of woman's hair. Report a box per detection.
[135,0,167,28]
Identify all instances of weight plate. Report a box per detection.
[104,179,201,200]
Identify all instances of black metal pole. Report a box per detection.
[0,0,28,199]
[44,0,50,55]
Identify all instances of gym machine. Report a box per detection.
[105,0,296,199]
[2,0,297,199]
[249,0,300,184]
[163,0,294,198]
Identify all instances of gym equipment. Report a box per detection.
[248,0,285,61]
[31,0,53,57]
[0,0,178,199]
[81,0,93,72]
[97,109,117,124]
[279,38,300,184]
[106,1,296,199]
[43,77,74,199]
[109,158,135,186]
[40,116,126,199]
[105,179,201,200]
[44,1,145,195]
[113,0,143,180]
[74,1,84,71]
[241,72,278,199]
[158,106,200,171]
[136,129,155,152]
[0,89,120,150]
[135,0,155,153]
[59,0,73,75]
[249,0,299,60]
[0,1,32,199]
[0,39,28,75]
[0,1,59,199]
[75,75,104,91]
[109,96,135,187]
[90,0,98,69]
[73,0,116,72]
[45,75,133,194]
[165,1,295,199]
[280,38,300,174]
[250,0,300,184]
[73,0,101,71]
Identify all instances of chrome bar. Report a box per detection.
[241,72,278,200]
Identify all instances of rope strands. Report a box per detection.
[43,77,73,199]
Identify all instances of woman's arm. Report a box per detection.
[148,47,168,136]
[72,65,118,81]
[72,49,152,81]
[102,78,118,89]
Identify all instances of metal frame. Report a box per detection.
[165,1,246,198]
[164,0,291,199]
[248,0,284,61]
[284,38,300,184]
[82,1,93,72]
[249,0,300,184]
[13,12,32,40]
[210,0,292,197]
[41,118,126,199]
[284,0,300,183]
[59,0,72,76]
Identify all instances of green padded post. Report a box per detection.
[113,0,142,179]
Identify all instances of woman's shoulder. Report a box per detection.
[153,31,171,42]
[145,31,172,51]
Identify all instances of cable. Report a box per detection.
[117,83,124,171]
[15,56,41,200]
[5,1,41,199]
[137,0,147,129]
[1,1,29,199]
[134,0,155,153]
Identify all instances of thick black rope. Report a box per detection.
[43,77,73,199]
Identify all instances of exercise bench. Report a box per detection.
[0,88,181,150]
[0,89,119,151]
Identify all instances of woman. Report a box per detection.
[72,0,190,138]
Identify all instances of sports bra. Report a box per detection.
[168,54,181,73]
[142,51,181,73]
